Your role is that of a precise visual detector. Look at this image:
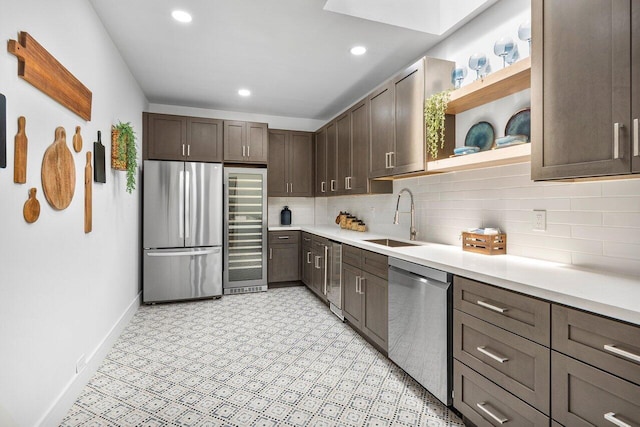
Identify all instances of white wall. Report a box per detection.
[148,103,325,132]
[0,1,147,425]
[320,0,640,277]
[268,197,316,226]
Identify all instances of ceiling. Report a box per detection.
[89,0,495,121]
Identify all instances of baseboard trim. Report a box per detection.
[38,292,141,427]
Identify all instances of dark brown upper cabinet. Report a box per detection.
[369,57,454,178]
[267,129,314,197]
[336,112,351,194]
[315,127,327,196]
[143,113,223,162]
[326,121,338,194]
[532,0,639,180]
[223,120,268,164]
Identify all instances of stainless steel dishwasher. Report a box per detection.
[388,257,453,406]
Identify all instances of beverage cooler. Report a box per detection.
[223,167,267,294]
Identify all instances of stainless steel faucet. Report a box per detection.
[393,188,417,240]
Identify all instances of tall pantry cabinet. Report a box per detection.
[532,0,640,179]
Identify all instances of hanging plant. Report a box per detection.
[424,90,451,160]
[111,121,138,194]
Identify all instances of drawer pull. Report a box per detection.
[277,236,290,239]
[604,412,632,427]
[476,402,509,424]
[477,300,509,313]
[477,346,509,363]
[604,344,640,363]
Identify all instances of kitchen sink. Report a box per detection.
[364,238,419,248]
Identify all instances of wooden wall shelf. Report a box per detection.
[446,57,531,114]
[377,143,531,180]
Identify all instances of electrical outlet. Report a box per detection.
[532,209,546,231]
[76,354,86,374]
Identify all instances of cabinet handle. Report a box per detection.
[330,180,336,192]
[390,151,395,168]
[269,248,272,259]
[303,237,311,242]
[604,412,633,427]
[277,236,290,240]
[182,144,186,157]
[476,300,508,313]
[603,344,640,363]
[286,183,289,193]
[242,146,246,157]
[315,255,322,269]
[323,245,328,295]
[290,182,293,193]
[385,152,390,169]
[359,277,366,295]
[355,276,360,294]
[476,403,508,425]
[247,145,250,157]
[345,176,349,190]
[613,123,624,159]
[633,118,639,157]
[306,251,311,264]
[476,346,509,363]
[321,181,326,193]
[187,145,191,157]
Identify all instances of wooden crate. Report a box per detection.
[462,232,507,255]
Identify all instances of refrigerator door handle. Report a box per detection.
[185,170,191,239]
[178,170,184,239]
[147,248,221,257]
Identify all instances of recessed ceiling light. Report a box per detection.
[172,10,192,23]
[350,46,367,56]
[238,89,251,97]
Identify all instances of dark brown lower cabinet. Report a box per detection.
[454,360,549,427]
[267,231,299,283]
[341,244,388,352]
[301,244,312,287]
[552,351,640,426]
[454,310,550,414]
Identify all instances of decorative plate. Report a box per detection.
[505,108,531,141]
[465,121,495,151]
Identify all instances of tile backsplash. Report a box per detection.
[321,162,640,277]
[268,197,316,226]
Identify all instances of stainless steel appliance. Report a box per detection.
[326,241,343,319]
[223,167,267,294]
[388,257,453,405]
[143,160,223,303]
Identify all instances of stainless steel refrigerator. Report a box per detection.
[143,160,223,303]
[223,167,267,294]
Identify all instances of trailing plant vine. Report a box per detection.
[115,121,137,194]
[424,90,451,160]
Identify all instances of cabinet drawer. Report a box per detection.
[453,359,549,427]
[342,244,362,268]
[552,351,640,427]
[362,250,388,279]
[454,276,550,346]
[312,235,328,249]
[268,230,300,245]
[454,310,550,414]
[553,305,640,386]
[301,232,312,248]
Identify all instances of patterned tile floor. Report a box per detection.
[61,286,464,427]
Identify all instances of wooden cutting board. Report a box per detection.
[7,32,92,121]
[85,151,92,233]
[73,126,82,152]
[42,127,75,210]
[23,188,40,223]
[14,116,27,183]
[93,130,106,183]
[0,93,5,168]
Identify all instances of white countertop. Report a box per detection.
[268,225,304,231]
[292,225,640,326]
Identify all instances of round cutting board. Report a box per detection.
[42,127,75,210]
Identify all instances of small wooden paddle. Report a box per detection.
[23,188,40,223]
[85,151,92,233]
[73,126,82,152]
[42,127,75,210]
[14,116,27,183]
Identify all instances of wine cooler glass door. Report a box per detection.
[224,168,267,291]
